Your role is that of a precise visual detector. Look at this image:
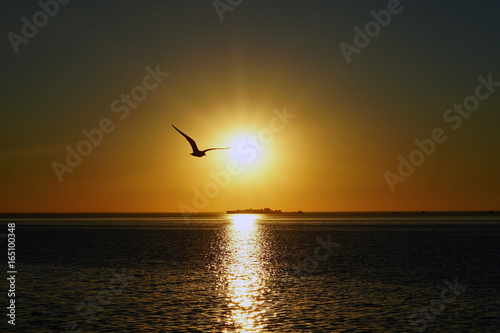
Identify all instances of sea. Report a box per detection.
[3,212,500,332]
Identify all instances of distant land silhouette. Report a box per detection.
[226,208,303,214]
[0,211,497,219]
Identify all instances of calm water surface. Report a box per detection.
[5,213,500,332]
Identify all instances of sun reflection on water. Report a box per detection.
[220,214,268,332]
[232,214,259,233]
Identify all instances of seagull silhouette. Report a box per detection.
[172,125,230,157]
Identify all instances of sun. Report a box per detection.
[219,128,273,170]
[229,137,263,166]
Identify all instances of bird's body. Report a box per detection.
[172,125,229,157]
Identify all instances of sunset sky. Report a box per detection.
[1,0,499,212]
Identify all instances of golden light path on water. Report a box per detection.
[221,214,269,332]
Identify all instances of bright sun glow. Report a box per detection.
[229,134,265,167]
[217,126,274,170]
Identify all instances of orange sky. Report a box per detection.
[2,1,500,212]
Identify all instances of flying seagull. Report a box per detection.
[172,125,230,157]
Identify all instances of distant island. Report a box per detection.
[226,208,303,214]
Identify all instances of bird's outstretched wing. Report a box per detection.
[202,147,230,153]
[172,125,200,153]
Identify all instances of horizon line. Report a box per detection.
[0,210,498,218]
